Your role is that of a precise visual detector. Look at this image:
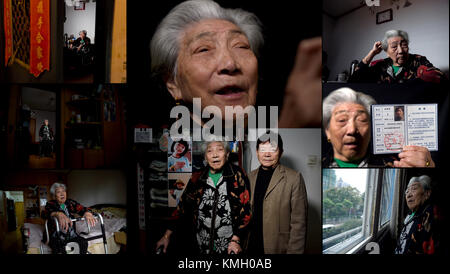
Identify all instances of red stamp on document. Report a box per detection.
[384,132,404,151]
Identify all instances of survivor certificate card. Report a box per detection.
[372,104,438,154]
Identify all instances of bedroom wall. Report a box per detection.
[244,128,322,254]
[64,1,96,43]
[323,0,449,81]
[67,170,126,207]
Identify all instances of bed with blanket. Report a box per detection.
[23,204,126,254]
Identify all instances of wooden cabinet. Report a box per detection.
[24,186,49,225]
[60,86,125,168]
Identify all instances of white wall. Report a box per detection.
[32,110,56,142]
[67,170,126,207]
[323,0,449,81]
[245,128,322,254]
[5,191,24,202]
[64,1,96,43]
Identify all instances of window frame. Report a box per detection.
[378,169,398,230]
[322,169,377,254]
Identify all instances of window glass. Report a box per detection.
[379,169,397,228]
[323,169,368,253]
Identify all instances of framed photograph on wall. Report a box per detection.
[376,8,393,24]
[74,2,85,10]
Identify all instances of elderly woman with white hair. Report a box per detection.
[349,30,446,83]
[156,140,251,254]
[395,175,439,254]
[72,30,91,52]
[322,87,435,167]
[44,182,96,254]
[150,0,322,127]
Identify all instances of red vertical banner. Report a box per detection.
[30,0,50,77]
[3,0,12,66]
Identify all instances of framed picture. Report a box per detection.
[376,8,393,24]
[74,2,85,10]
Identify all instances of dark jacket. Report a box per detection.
[44,198,91,219]
[39,124,54,141]
[168,163,251,254]
[395,202,441,254]
[43,199,92,244]
[349,54,447,83]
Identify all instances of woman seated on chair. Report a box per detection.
[44,182,97,254]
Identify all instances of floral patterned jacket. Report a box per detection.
[168,163,251,254]
[44,199,91,219]
[44,199,92,241]
[395,202,441,254]
[349,54,447,83]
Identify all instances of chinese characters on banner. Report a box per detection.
[3,0,12,65]
[30,0,50,77]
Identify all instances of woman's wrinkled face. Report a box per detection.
[257,141,281,169]
[405,181,430,212]
[326,103,371,162]
[55,187,67,204]
[386,36,409,66]
[167,19,258,116]
[205,142,228,172]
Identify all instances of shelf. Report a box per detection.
[65,122,102,128]
[66,98,101,107]
[68,148,103,150]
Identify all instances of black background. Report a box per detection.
[2,0,449,271]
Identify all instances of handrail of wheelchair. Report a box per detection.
[51,214,104,232]
[93,213,108,254]
[44,220,50,245]
[52,216,61,233]
[49,213,107,254]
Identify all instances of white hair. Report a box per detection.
[408,175,432,191]
[322,87,377,129]
[50,182,67,196]
[150,0,264,80]
[381,30,409,51]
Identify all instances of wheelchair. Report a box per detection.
[41,212,108,254]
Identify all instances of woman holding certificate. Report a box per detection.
[322,87,435,168]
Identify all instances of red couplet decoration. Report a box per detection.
[3,0,12,66]
[30,0,50,77]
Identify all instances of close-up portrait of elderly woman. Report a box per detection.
[349,30,447,83]
[322,87,435,167]
[44,182,96,254]
[156,140,251,254]
[146,0,322,128]
[395,175,440,254]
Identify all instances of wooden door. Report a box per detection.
[29,118,36,143]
